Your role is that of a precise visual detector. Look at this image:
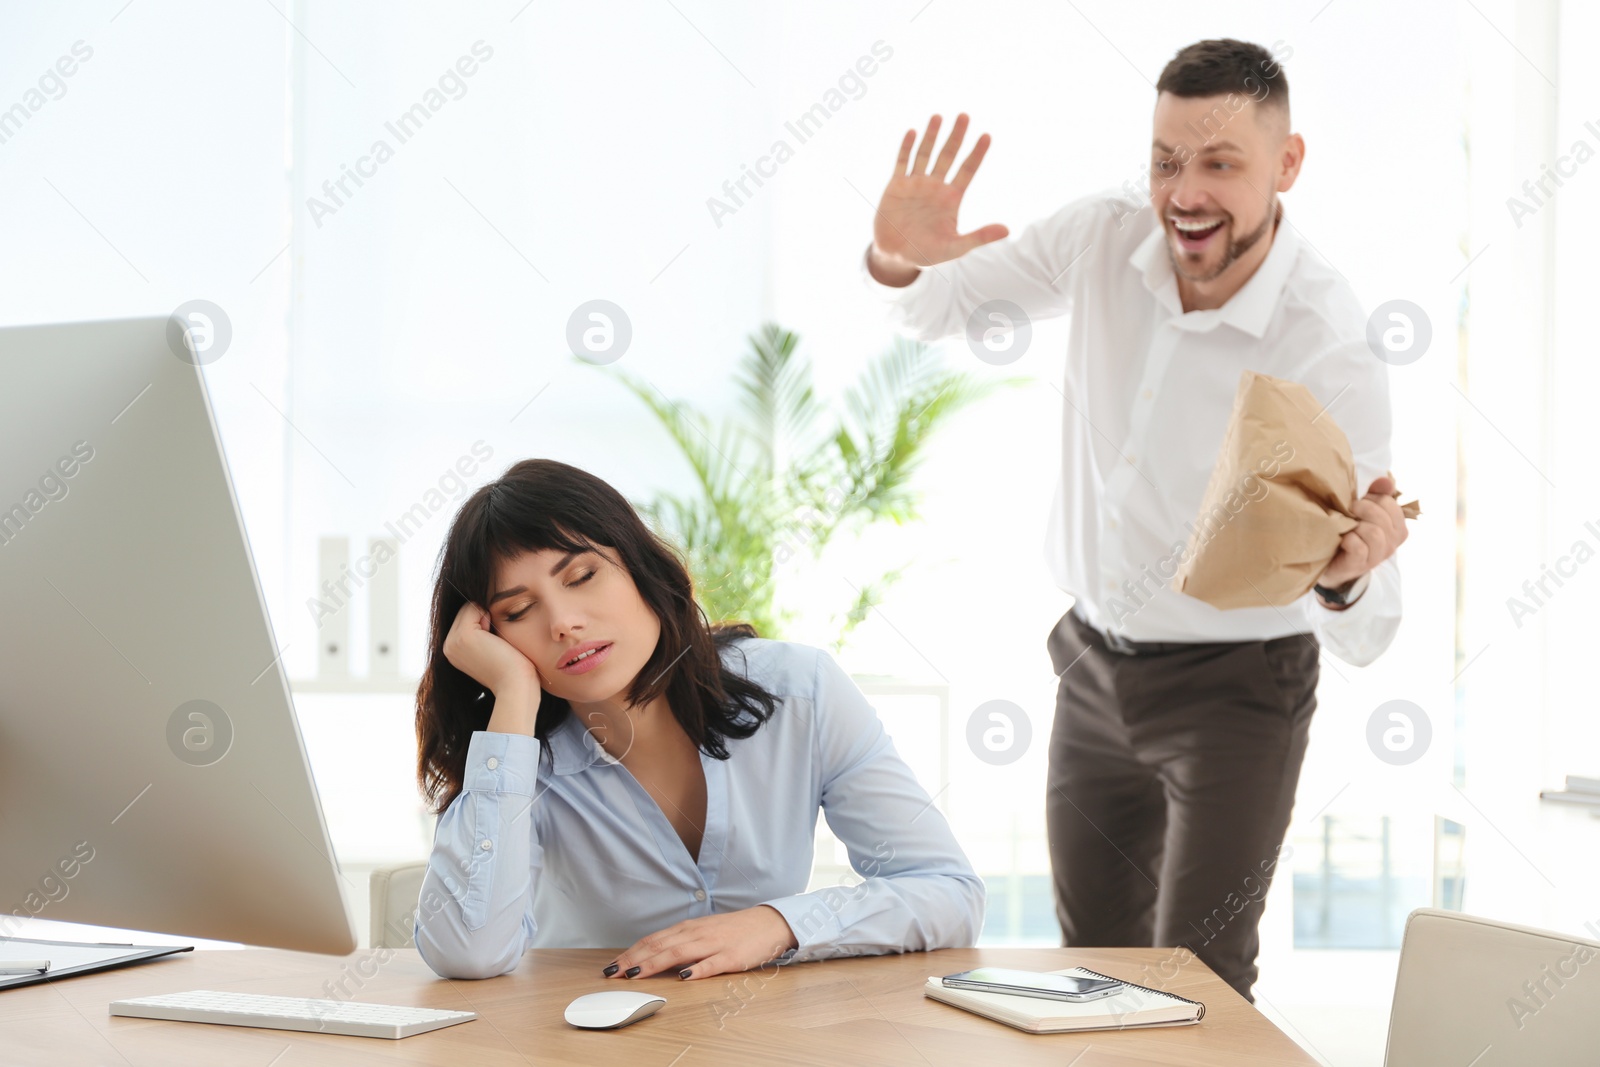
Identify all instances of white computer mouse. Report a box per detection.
[563,989,667,1030]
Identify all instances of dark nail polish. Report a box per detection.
[678,968,692,979]
[602,964,619,977]
[625,966,641,978]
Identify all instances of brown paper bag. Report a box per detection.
[1172,370,1420,609]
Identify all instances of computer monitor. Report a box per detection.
[0,316,356,955]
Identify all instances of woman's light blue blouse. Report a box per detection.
[414,637,985,979]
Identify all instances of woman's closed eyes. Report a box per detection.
[504,570,596,622]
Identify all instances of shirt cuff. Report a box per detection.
[760,891,845,958]
[1310,558,1402,667]
[463,730,541,797]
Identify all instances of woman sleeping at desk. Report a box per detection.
[412,458,984,982]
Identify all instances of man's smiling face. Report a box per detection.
[1149,92,1294,287]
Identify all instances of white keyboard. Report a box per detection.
[109,989,477,1040]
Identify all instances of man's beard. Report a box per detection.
[1168,199,1278,283]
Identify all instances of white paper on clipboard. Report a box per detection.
[0,936,193,990]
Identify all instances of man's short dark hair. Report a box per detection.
[1156,38,1289,122]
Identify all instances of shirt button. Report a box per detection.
[480,839,493,851]
[1142,389,1153,400]
[1126,455,1138,465]
[486,757,499,770]
[694,889,707,902]
[1105,579,1117,590]
[1108,518,1118,530]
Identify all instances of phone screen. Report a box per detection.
[941,967,1123,1000]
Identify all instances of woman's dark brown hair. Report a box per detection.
[415,458,779,815]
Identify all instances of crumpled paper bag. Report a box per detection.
[1172,370,1420,609]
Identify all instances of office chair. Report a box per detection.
[1384,907,1600,1065]
[369,863,429,949]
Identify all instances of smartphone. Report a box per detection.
[940,967,1124,1003]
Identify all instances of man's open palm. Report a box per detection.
[872,113,1009,271]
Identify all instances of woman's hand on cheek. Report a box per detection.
[442,600,541,698]
[602,905,799,981]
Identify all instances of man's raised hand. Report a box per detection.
[868,113,1009,285]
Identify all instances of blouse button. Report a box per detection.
[694,889,707,902]
[486,757,499,770]
[480,839,493,851]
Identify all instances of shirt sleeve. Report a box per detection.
[413,730,543,979]
[759,648,985,962]
[1294,338,1405,667]
[859,190,1115,343]
[1308,553,1402,667]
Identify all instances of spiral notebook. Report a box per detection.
[923,966,1206,1034]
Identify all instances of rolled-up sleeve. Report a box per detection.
[413,730,543,979]
[761,649,985,961]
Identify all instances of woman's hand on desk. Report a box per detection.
[604,905,799,981]
[442,600,543,732]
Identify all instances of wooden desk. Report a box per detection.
[4,945,1318,1065]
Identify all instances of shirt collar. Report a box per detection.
[1127,201,1298,338]
[546,709,625,776]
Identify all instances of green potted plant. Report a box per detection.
[601,323,1019,650]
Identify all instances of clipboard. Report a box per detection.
[0,936,193,991]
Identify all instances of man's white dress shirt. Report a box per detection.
[863,189,1400,666]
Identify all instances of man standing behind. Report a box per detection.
[860,39,1409,1000]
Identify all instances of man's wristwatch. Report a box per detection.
[1314,572,1370,607]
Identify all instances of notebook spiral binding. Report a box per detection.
[1074,966,1208,1022]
